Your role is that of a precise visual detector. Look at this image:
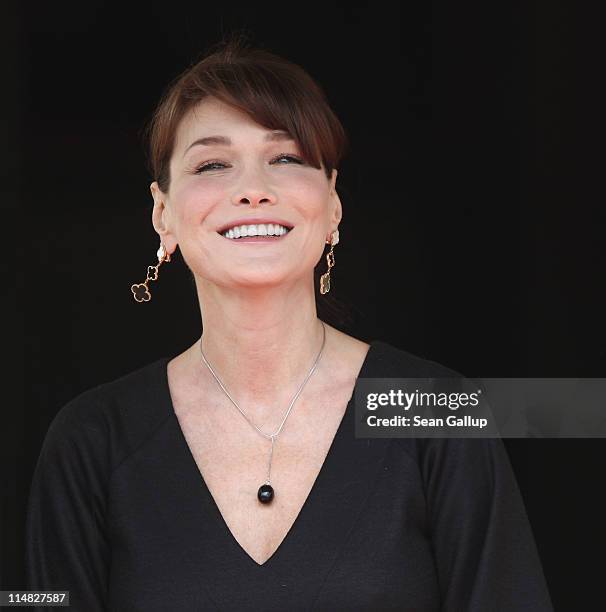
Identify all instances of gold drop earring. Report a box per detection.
[130,243,171,302]
[320,229,339,295]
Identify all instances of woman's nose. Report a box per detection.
[236,192,274,207]
[232,169,278,207]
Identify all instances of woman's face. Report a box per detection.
[151,97,341,291]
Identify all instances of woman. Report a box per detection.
[25,37,553,611]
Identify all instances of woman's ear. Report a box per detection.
[329,170,343,227]
[330,169,338,192]
[150,182,178,253]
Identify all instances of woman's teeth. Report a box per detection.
[221,223,291,239]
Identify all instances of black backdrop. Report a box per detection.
[7,1,605,609]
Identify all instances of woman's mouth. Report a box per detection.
[218,223,293,243]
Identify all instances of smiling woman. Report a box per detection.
[25,33,553,611]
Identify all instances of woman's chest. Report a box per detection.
[108,430,439,611]
[174,394,349,566]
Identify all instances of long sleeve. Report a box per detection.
[420,437,553,611]
[25,397,110,611]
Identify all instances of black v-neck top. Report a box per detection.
[25,340,553,611]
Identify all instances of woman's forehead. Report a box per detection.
[188,97,251,125]
[175,98,282,152]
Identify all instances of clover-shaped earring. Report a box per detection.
[130,242,172,303]
[146,265,159,281]
[131,283,151,303]
[320,229,338,295]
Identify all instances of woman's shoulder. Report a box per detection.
[368,339,464,379]
[366,339,491,461]
[42,356,171,457]
[329,324,463,379]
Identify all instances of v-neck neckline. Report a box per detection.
[156,339,386,574]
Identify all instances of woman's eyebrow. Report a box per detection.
[183,130,293,157]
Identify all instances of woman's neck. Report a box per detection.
[191,280,331,414]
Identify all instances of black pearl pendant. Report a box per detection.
[257,483,274,504]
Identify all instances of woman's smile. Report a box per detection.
[218,226,293,244]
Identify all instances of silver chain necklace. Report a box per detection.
[199,320,327,504]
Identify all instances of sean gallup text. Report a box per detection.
[367,415,489,429]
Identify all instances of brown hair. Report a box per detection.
[144,35,348,193]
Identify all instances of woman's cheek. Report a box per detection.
[285,172,328,202]
[286,177,329,212]
[177,181,225,224]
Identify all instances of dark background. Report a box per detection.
[6,1,605,609]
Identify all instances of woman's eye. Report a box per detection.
[272,154,304,165]
[195,161,227,173]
